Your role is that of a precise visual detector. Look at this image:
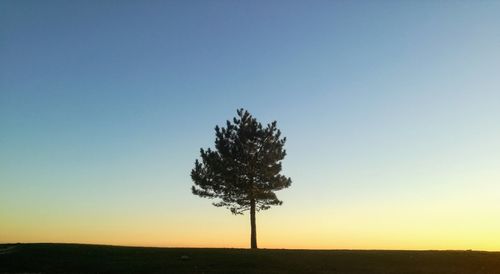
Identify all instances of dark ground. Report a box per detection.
[1,243,499,274]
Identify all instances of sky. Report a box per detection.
[1,0,499,251]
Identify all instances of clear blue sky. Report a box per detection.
[1,1,499,249]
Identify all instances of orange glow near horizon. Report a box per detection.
[3,186,500,251]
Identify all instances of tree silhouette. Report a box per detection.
[191,109,292,249]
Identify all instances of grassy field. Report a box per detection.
[1,243,499,273]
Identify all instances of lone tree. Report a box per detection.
[191,109,292,249]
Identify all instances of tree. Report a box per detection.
[191,109,292,249]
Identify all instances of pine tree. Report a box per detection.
[191,109,292,249]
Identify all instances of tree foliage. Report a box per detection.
[191,109,292,215]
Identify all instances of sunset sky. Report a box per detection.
[1,1,499,251]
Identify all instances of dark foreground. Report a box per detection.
[1,243,500,274]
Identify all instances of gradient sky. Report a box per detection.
[1,1,499,251]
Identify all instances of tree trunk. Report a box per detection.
[250,199,257,249]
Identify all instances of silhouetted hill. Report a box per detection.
[1,243,499,273]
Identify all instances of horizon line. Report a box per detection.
[2,242,498,253]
